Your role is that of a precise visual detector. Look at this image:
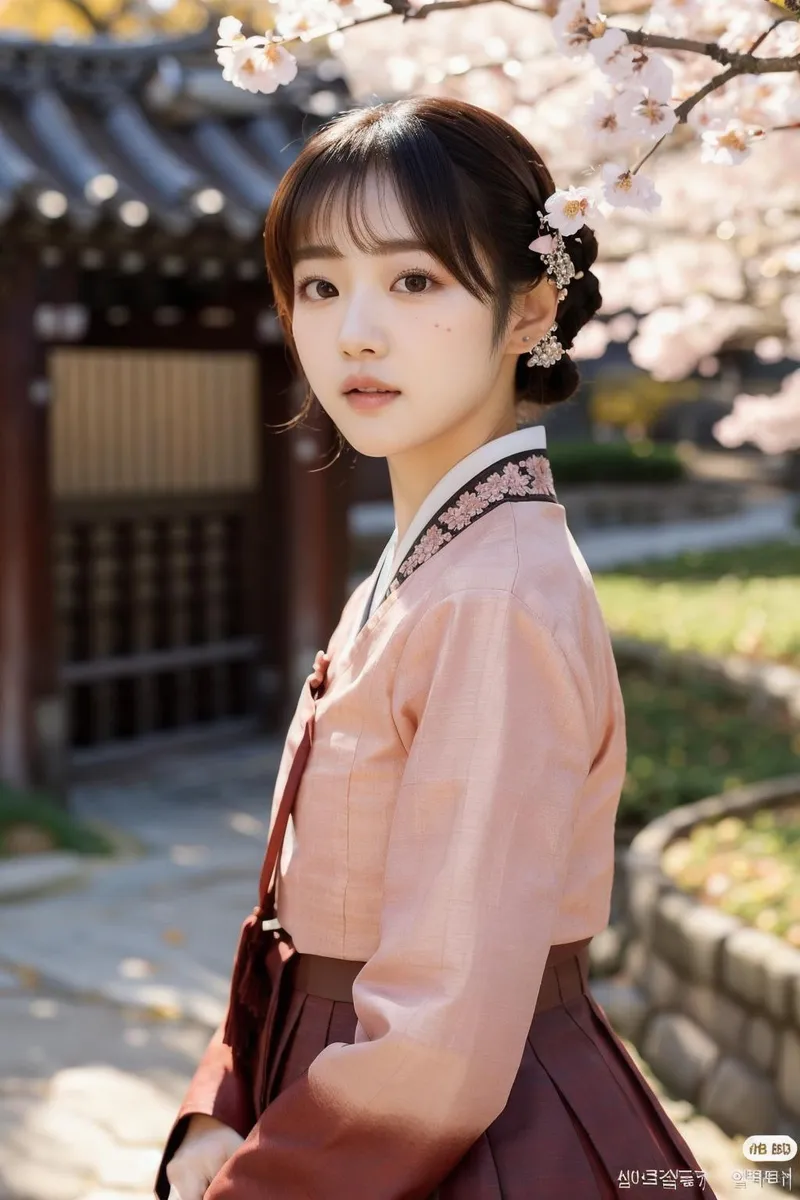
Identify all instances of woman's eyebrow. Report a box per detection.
[294,238,429,263]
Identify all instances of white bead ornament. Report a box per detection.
[526,323,565,367]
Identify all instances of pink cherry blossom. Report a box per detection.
[440,490,488,532]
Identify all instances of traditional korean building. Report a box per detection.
[0,27,361,792]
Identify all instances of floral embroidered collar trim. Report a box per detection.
[380,449,557,602]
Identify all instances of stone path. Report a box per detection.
[0,740,794,1199]
[0,979,209,1200]
[576,494,799,571]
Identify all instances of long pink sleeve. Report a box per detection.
[204,587,594,1200]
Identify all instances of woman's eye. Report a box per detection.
[395,273,435,294]
[296,278,336,301]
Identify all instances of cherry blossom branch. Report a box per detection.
[287,0,800,78]
[630,47,798,177]
[396,0,800,75]
[226,0,800,205]
[270,0,800,80]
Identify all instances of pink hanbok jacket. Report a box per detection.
[154,423,627,1199]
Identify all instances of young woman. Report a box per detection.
[155,95,717,1200]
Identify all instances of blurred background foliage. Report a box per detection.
[595,540,800,833]
[0,783,114,858]
[0,0,272,39]
[548,440,686,484]
[615,663,799,831]
[596,542,800,666]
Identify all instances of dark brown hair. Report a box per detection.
[264,95,602,434]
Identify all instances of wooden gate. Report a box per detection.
[50,349,263,755]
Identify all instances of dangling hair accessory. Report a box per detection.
[529,214,577,301]
[524,210,579,368]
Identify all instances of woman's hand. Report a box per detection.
[166,1113,245,1200]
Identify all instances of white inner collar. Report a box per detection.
[367,424,548,618]
[389,424,547,576]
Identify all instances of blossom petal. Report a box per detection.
[217,15,243,43]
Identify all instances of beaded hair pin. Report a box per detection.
[523,211,585,368]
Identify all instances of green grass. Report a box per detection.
[617,662,800,830]
[0,784,115,859]
[662,807,800,946]
[596,541,800,667]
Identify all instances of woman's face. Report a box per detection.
[290,172,522,459]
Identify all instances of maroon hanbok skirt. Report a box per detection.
[251,935,717,1200]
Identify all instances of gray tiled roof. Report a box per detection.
[0,26,352,240]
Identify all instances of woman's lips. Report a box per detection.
[344,390,401,411]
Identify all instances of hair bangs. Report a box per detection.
[271,117,504,342]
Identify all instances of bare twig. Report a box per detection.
[673,63,748,122]
[747,17,784,56]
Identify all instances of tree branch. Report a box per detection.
[629,64,748,175]
[631,48,799,175]
[673,64,748,121]
[622,26,800,73]
[747,18,784,55]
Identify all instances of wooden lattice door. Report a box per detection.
[50,349,264,754]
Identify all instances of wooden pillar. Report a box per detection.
[0,248,62,795]
[285,385,350,708]
[255,349,292,730]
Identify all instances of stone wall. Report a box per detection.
[611,776,800,1190]
[593,640,800,1188]
[557,480,743,532]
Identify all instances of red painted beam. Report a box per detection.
[0,250,60,793]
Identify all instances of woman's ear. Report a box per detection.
[509,276,559,353]
[520,274,556,343]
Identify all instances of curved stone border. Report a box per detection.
[590,638,800,1186]
[611,634,800,724]
[597,633,800,955]
[0,851,87,903]
[619,774,800,1169]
